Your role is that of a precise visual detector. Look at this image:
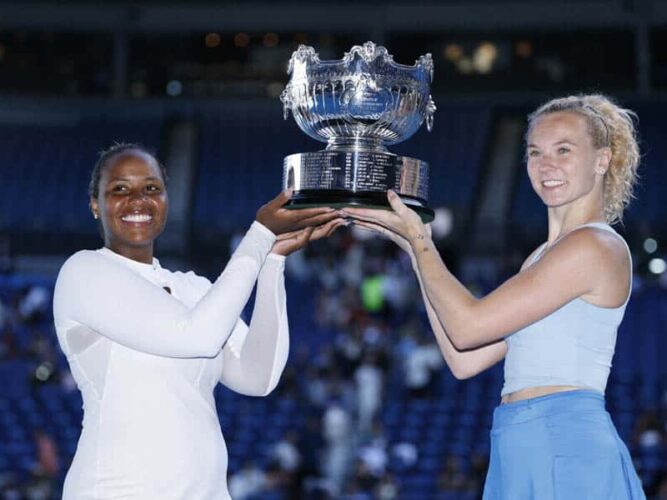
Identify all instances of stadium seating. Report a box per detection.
[1,276,664,498]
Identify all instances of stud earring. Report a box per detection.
[93,213,99,220]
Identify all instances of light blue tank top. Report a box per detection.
[501,223,632,396]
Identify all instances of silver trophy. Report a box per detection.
[280,41,437,221]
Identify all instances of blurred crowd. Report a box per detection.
[1,227,666,499]
[227,227,456,498]
[0,281,61,499]
[223,227,667,499]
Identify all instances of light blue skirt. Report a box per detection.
[483,390,646,499]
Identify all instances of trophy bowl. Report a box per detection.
[281,41,436,221]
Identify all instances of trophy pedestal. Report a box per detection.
[285,190,434,222]
[283,149,434,222]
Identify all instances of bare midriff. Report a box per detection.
[501,385,583,404]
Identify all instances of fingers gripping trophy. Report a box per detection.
[280,41,437,221]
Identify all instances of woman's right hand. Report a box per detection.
[256,190,338,235]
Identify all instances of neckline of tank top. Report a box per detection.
[532,221,612,264]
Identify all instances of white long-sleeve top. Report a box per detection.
[53,222,289,500]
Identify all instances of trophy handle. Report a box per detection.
[280,89,292,120]
[426,96,436,132]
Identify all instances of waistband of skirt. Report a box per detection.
[493,389,606,427]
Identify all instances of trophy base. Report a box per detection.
[285,189,434,223]
[283,150,433,222]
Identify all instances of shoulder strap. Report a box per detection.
[528,243,548,266]
[578,223,633,304]
[527,224,633,304]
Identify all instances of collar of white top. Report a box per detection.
[97,247,161,272]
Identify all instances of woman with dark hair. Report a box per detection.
[53,144,341,499]
[343,95,646,498]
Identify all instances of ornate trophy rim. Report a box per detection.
[281,41,437,146]
[286,41,434,82]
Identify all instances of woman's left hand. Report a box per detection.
[340,190,430,245]
[271,217,346,256]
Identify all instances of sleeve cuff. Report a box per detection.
[250,220,277,243]
[266,253,286,266]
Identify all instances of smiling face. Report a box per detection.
[526,111,610,215]
[90,152,168,263]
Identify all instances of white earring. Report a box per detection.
[93,213,99,220]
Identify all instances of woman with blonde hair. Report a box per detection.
[343,94,646,498]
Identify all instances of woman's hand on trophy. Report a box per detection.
[341,190,431,246]
[271,218,347,256]
[256,189,338,235]
[351,219,414,255]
